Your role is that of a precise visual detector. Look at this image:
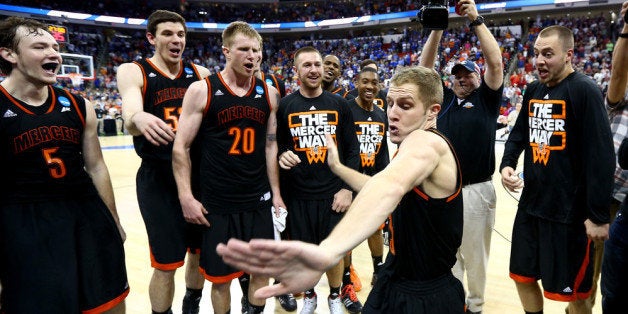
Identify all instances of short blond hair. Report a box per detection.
[222,21,262,48]
[390,66,443,109]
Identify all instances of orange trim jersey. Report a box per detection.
[132,59,202,161]
[260,72,286,98]
[196,73,272,212]
[387,128,463,281]
[0,86,98,202]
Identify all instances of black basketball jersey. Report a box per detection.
[0,85,98,203]
[387,129,463,281]
[197,73,272,212]
[132,59,202,162]
[347,99,389,176]
[260,72,286,98]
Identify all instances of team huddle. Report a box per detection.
[1,1,628,313]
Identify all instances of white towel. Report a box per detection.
[271,206,288,241]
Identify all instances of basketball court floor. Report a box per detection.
[101,135,603,313]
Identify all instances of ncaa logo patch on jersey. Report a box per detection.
[58,96,72,112]
[265,78,274,87]
[256,86,264,95]
[462,102,474,109]
[184,67,194,78]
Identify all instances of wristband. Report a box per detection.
[619,33,628,38]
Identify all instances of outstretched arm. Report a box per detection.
[217,129,451,298]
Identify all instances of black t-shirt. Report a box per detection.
[439,80,503,184]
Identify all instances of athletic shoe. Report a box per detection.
[349,265,363,292]
[300,294,317,314]
[182,290,201,314]
[328,295,344,314]
[341,284,363,313]
[276,293,297,312]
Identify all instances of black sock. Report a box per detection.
[184,287,202,300]
[249,304,265,314]
[372,255,383,273]
[238,274,250,295]
[525,311,543,314]
[342,266,352,285]
[329,286,340,299]
[304,289,316,298]
[152,308,173,314]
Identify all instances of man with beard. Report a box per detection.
[273,46,360,314]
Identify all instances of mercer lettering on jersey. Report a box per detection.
[13,126,81,153]
[154,87,188,106]
[528,99,566,165]
[288,110,339,164]
[217,105,267,126]
[356,121,385,168]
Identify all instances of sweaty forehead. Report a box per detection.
[16,26,55,45]
[388,83,418,99]
[534,34,559,51]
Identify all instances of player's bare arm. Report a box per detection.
[118,62,175,145]
[266,86,286,215]
[172,79,210,226]
[82,99,126,241]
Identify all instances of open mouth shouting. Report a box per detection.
[169,47,182,58]
[42,62,59,75]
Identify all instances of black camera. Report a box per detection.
[417,0,449,30]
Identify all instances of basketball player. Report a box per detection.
[273,46,361,314]
[217,66,466,314]
[0,16,128,313]
[237,48,297,313]
[172,21,285,314]
[341,66,390,313]
[322,54,349,97]
[117,10,210,314]
[500,25,614,314]
[345,59,388,111]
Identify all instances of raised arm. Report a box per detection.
[419,30,443,69]
[608,1,628,104]
[462,0,503,90]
